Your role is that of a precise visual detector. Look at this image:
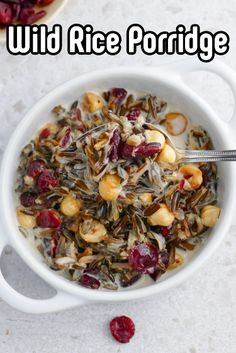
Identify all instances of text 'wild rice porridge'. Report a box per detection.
[16,88,221,290]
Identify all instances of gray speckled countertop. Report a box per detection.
[1,1,236,352]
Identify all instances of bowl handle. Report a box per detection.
[161,59,236,127]
[0,237,85,314]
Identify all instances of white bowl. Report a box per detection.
[0,59,236,314]
[0,0,68,42]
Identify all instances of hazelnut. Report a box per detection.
[99,174,121,201]
[60,194,82,217]
[201,205,221,228]
[79,219,107,243]
[148,204,175,226]
[158,144,176,163]
[17,208,36,229]
[179,164,203,189]
[83,92,104,113]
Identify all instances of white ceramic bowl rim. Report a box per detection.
[0,59,236,313]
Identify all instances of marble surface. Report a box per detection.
[1,1,236,352]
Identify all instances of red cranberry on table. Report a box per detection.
[110,316,135,343]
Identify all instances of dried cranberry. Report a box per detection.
[110,316,135,344]
[59,128,72,148]
[0,2,12,24]
[39,128,50,140]
[20,8,46,25]
[149,268,163,281]
[20,7,34,23]
[20,191,37,207]
[36,210,61,228]
[128,243,158,273]
[0,0,52,27]
[160,226,170,237]
[120,144,139,159]
[37,170,58,192]
[135,143,162,158]
[109,128,121,162]
[178,179,185,190]
[50,234,59,258]
[120,143,161,159]
[84,267,100,275]
[12,4,21,22]
[79,274,100,289]
[126,108,141,121]
[27,160,45,178]
[110,88,127,104]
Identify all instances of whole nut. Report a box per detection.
[179,164,203,189]
[158,144,176,163]
[79,219,107,243]
[17,208,36,229]
[60,194,82,217]
[83,92,104,113]
[148,204,174,226]
[201,205,221,227]
[99,173,121,201]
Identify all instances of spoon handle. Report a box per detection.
[178,149,236,163]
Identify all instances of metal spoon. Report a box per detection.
[144,122,236,163]
[77,123,236,163]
